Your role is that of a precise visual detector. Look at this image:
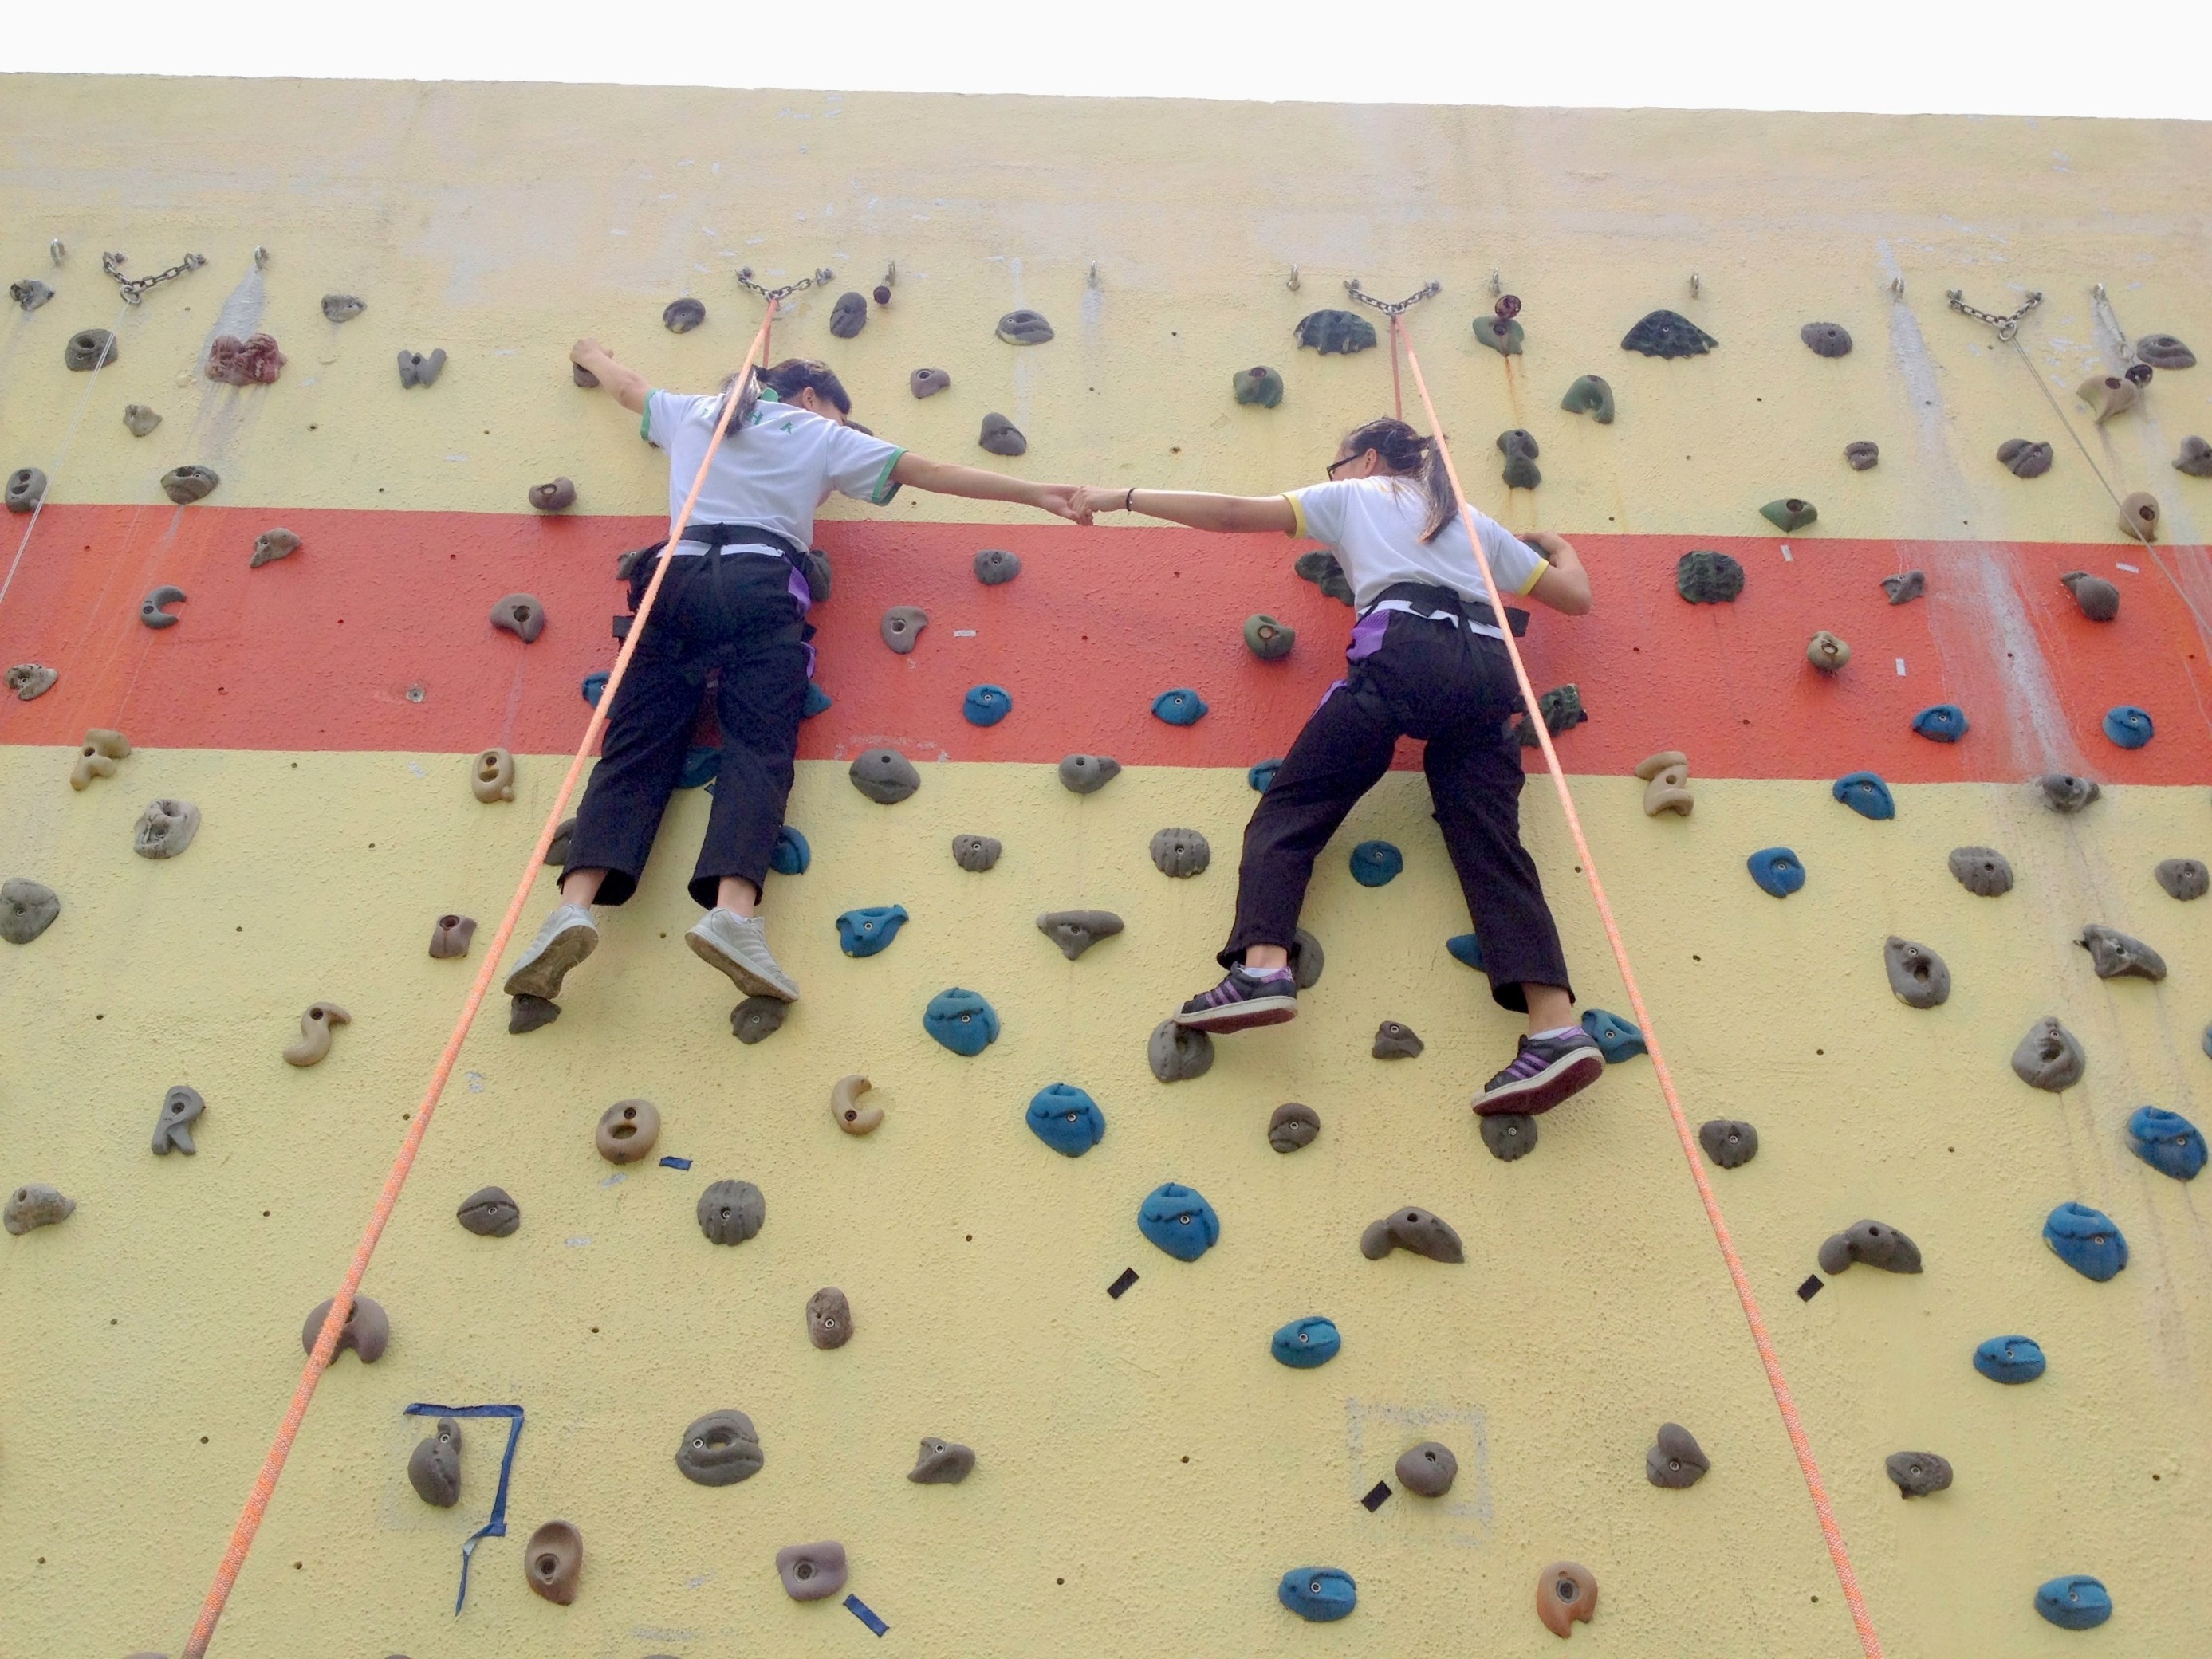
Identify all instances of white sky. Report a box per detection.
[10,0,2210,120]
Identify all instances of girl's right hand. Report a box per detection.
[570,337,607,364]
[1069,486,1124,520]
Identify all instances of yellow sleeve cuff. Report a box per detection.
[1517,558,1550,596]
[1284,493,1308,537]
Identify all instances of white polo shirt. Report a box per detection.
[1285,476,1548,610]
[642,389,903,552]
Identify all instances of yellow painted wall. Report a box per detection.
[2,77,2209,1657]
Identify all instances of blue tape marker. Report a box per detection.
[658,1155,693,1170]
[844,1594,889,1636]
[403,1402,525,1614]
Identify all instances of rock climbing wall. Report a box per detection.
[2,77,2210,1657]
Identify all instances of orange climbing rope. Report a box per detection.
[1391,316,1887,1659]
[179,304,781,1657]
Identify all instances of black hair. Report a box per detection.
[719,357,854,428]
[1339,416,1459,543]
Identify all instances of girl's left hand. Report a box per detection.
[1069,486,1122,521]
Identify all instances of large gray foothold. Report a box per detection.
[4,1182,75,1235]
[1359,1206,1464,1264]
[973,548,1022,585]
[697,1177,765,1245]
[951,834,1002,872]
[880,605,928,653]
[2155,859,2209,901]
[407,1417,462,1507]
[807,1287,853,1350]
[140,584,187,627]
[1801,321,1853,357]
[1037,910,1123,960]
[457,1185,521,1237]
[66,328,119,370]
[1883,937,1950,1008]
[321,293,366,323]
[250,527,302,568]
[1148,1018,1214,1083]
[996,309,1054,345]
[849,748,921,804]
[1646,1422,1710,1488]
[662,297,706,333]
[2012,1017,2085,1091]
[978,412,1027,457]
[1817,1219,1922,1275]
[510,994,561,1035]
[1481,1112,1537,1162]
[1290,927,1324,989]
[829,291,868,338]
[1396,1441,1458,1496]
[676,1409,764,1486]
[908,1437,976,1484]
[1997,438,2054,478]
[1149,827,1210,878]
[1,878,60,944]
[1947,846,2013,896]
[2078,923,2166,981]
[1372,1020,1424,1059]
[1268,1103,1321,1152]
[910,368,951,399]
[730,997,785,1044]
[6,662,60,701]
[301,1294,389,1362]
[1886,1450,1953,1498]
[396,348,447,388]
[1880,570,1924,605]
[1844,440,1880,471]
[2035,773,2101,813]
[776,1540,848,1601]
[2059,570,2120,622]
[2136,333,2195,369]
[1058,754,1120,794]
[132,798,201,859]
[545,816,577,867]
[1698,1118,1757,1168]
[490,593,545,643]
[1295,548,1355,605]
[152,1085,206,1155]
[2176,435,2212,478]
[6,466,47,513]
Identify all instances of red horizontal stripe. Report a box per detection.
[0,506,2206,784]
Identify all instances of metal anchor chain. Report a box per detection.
[1344,277,1442,316]
[102,250,207,305]
[1946,286,2042,340]
[736,265,834,303]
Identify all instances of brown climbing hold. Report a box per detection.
[1148,1019,1214,1083]
[1817,1220,1922,1275]
[4,1183,74,1235]
[510,994,560,1034]
[1883,937,1950,1008]
[2175,435,2212,478]
[490,593,545,643]
[697,1177,766,1245]
[2012,1016,2085,1090]
[2,878,61,945]
[1633,749,1693,816]
[808,1287,854,1349]
[2059,570,2119,621]
[524,1519,583,1604]
[407,1417,462,1507]
[123,403,162,437]
[283,1002,351,1067]
[300,1293,389,1362]
[2155,859,2208,901]
[546,816,576,867]
[204,332,286,387]
[456,1185,520,1236]
[776,1540,848,1602]
[1359,1207,1465,1264]
[1881,570,1924,605]
[978,412,1027,457]
[880,605,928,653]
[1372,1021,1423,1059]
[1268,1102,1321,1152]
[1997,438,2053,478]
[830,1075,881,1135]
[572,361,599,389]
[1844,441,1879,471]
[472,747,516,804]
[1482,1113,1538,1162]
[1396,1441,1458,1496]
[1537,1562,1596,1637]
[429,914,478,958]
[911,368,951,399]
[2076,374,2138,424]
[731,997,785,1044]
[2117,490,2160,542]
[663,297,706,333]
[1698,1119,1758,1168]
[1886,1450,1954,1498]
[1646,1423,1710,1488]
[1806,631,1851,671]
[996,309,1055,345]
[596,1099,660,1163]
[1948,846,2014,895]
[250,527,301,568]
[160,466,219,505]
[1037,910,1124,960]
[528,478,577,513]
[676,1409,764,1485]
[132,798,200,859]
[70,728,130,790]
[6,662,58,700]
[909,1437,976,1484]
[2077,923,2166,981]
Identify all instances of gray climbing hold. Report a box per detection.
[123,404,162,437]
[1886,1450,1953,1498]
[456,1185,520,1237]
[133,798,200,859]
[2175,435,2212,478]
[160,466,218,505]
[510,994,560,1034]
[663,297,706,333]
[908,1437,975,1484]
[974,548,1021,585]
[66,328,119,370]
[1148,1019,1214,1083]
[10,278,53,312]
[1059,754,1120,794]
[429,914,477,958]
[2154,859,2208,901]
[5,467,46,513]
[1621,309,1717,357]
[1244,614,1294,659]
[1234,366,1284,407]
[978,413,1027,457]
[151,1084,205,1155]
[2077,923,2165,981]
[829,291,868,338]
[1844,441,1879,471]
[1293,309,1376,355]
[910,368,951,399]
[1817,1220,1922,1275]
[809,1287,854,1348]
[1676,550,1744,604]
[2118,489,2161,543]
[1,878,60,945]
[1800,321,1852,357]
[2036,773,2101,813]
[1560,375,1614,423]
[1481,1113,1537,1162]
[396,348,447,388]
[997,309,1054,345]
[1359,1207,1464,1264]
[1948,847,2013,896]
[545,817,576,867]
[2012,1017,2085,1091]
[1149,828,1210,877]
[140,584,187,628]
[1037,910,1123,961]
[1295,549,1355,607]
[1997,438,2053,478]
[301,1294,388,1362]
[1646,1423,1710,1488]
[1881,570,1924,605]
[490,593,545,643]
[730,997,785,1044]
[1397,1441,1458,1496]
[1698,1119,1758,1168]
[2059,570,2119,621]
[408,1417,462,1507]
[1268,1103,1320,1152]
[951,834,1002,872]
[1290,927,1325,989]
[1372,1021,1423,1059]
[321,293,365,323]
[5,663,57,701]
[880,605,928,653]
[1497,429,1541,490]
[849,749,920,804]
[676,1409,763,1485]
[250,527,301,568]
[2136,333,2195,369]
[696,1178,766,1245]
[776,1540,847,1602]
[528,478,576,513]
[1883,937,1950,1008]
[4,1183,74,1235]
[1517,684,1586,747]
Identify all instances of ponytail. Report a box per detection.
[718,358,853,430]
[1338,416,1460,543]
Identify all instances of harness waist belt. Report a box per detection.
[1359,580,1527,639]
[670,521,803,560]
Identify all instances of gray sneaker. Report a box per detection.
[502,902,599,1000]
[687,908,800,1002]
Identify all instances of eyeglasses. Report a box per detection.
[1325,454,1359,477]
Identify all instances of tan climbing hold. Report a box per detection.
[596,1099,660,1163]
[4,1182,75,1235]
[1632,750,1693,816]
[472,747,516,803]
[524,1519,583,1604]
[830,1075,881,1135]
[69,729,131,790]
[2117,490,2160,543]
[1806,631,1851,671]
[283,1002,351,1067]
[2076,373,2139,424]
[1537,1561,1597,1637]
[122,403,162,437]
[6,662,58,701]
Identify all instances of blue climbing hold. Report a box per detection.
[2035,1575,2112,1631]
[2126,1105,2206,1181]
[2102,704,2153,749]
[1151,688,1209,726]
[922,988,999,1056]
[1911,703,1970,743]
[1581,1008,1647,1063]
[1446,934,1484,970]
[1271,1316,1341,1369]
[1832,772,1895,820]
[802,681,832,718]
[1277,1567,1356,1623]
[1249,758,1282,792]
[581,670,608,706]
[678,745,720,790]
[1137,1182,1219,1261]
[2042,1201,2127,1282]
[1026,1083,1106,1157]
[962,684,1012,727]
[1349,840,1403,887]
[837,905,909,958]
[1974,1335,2046,1384]
[770,826,811,876]
[1746,847,1806,898]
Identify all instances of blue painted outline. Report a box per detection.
[403,1402,525,1614]
[845,1593,890,1635]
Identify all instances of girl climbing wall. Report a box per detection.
[1073,418,1603,1116]
[503,341,1080,1017]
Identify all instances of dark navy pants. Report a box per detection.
[565,550,809,910]
[1220,595,1572,1012]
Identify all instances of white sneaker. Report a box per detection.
[687,908,800,1002]
[502,902,599,1000]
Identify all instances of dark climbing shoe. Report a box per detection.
[1173,965,1297,1033]
[1475,1029,1604,1116]
[502,902,598,1001]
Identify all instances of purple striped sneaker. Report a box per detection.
[1474,1028,1604,1116]
[1174,965,1299,1033]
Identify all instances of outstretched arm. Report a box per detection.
[1071,486,1297,534]
[570,338,649,415]
[891,454,1080,520]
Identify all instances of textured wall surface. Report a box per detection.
[0,77,2207,1658]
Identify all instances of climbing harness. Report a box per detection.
[1394,328,1888,1659]
[101,248,207,305]
[736,264,833,303]
[179,303,784,1659]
